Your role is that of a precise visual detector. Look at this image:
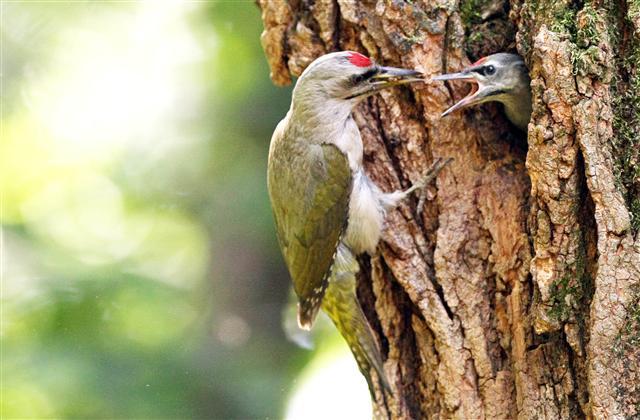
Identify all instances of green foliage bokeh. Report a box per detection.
[1,2,311,418]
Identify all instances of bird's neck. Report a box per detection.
[287,96,364,172]
[501,85,533,131]
[290,95,355,141]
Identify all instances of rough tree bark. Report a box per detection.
[259,0,640,418]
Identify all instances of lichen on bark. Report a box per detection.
[609,0,640,233]
[259,0,640,417]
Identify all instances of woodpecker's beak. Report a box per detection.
[345,66,424,100]
[373,66,424,85]
[432,69,488,117]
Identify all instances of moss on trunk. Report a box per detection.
[259,0,640,417]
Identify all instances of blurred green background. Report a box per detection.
[1,1,370,419]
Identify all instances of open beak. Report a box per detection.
[431,70,484,117]
[346,66,424,100]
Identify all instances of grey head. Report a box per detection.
[292,51,424,107]
[433,53,532,130]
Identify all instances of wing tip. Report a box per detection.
[297,313,313,330]
[297,301,320,330]
[296,279,329,330]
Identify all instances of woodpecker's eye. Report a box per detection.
[351,68,377,84]
[475,64,496,77]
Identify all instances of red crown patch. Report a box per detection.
[472,57,488,66]
[348,52,372,68]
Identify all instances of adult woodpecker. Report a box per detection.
[433,53,532,130]
[268,51,446,393]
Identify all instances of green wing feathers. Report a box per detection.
[268,138,389,394]
[268,142,352,329]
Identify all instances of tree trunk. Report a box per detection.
[259,0,640,418]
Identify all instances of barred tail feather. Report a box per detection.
[321,244,390,394]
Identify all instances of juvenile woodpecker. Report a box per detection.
[268,51,445,393]
[433,53,532,130]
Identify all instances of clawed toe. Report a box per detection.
[415,157,453,211]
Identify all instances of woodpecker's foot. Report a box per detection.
[381,157,452,211]
[414,157,453,211]
[405,157,452,194]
